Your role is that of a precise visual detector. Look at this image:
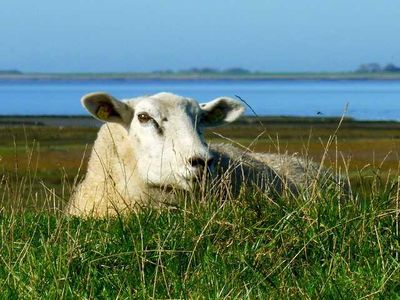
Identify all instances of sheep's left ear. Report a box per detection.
[81,92,134,128]
[200,97,245,127]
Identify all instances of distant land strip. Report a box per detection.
[2,71,400,81]
[1,115,400,128]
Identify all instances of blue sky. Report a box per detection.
[1,1,400,72]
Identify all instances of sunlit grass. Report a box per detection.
[1,170,399,298]
[1,120,400,298]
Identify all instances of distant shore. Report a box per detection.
[1,115,400,128]
[2,72,400,81]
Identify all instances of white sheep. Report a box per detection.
[66,92,323,217]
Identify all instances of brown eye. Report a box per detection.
[137,113,152,123]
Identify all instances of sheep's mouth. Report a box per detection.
[148,170,212,192]
[181,171,213,190]
[161,185,176,193]
[184,166,214,180]
[148,182,189,193]
[148,184,177,193]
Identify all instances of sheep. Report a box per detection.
[66,92,324,217]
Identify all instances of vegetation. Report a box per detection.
[1,119,400,298]
[0,70,22,75]
[357,63,400,73]
[3,67,400,80]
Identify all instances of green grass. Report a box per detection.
[1,176,399,298]
[1,122,400,298]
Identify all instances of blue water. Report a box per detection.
[1,79,400,120]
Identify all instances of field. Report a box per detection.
[1,117,400,298]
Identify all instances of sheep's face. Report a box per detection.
[82,92,245,190]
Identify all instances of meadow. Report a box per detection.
[0,117,399,298]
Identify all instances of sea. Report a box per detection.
[1,79,400,121]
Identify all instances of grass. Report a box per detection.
[1,119,400,298]
[1,175,399,298]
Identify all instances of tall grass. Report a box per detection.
[0,128,400,298]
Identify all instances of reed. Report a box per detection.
[0,123,399,298]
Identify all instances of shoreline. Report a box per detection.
[2,73,400,81]
[1,115,400,128]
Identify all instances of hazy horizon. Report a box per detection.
[1,1,399,73]
[0,66,368,73]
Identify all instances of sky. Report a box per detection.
[1,0,400,73]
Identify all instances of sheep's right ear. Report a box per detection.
[81,92,134,127]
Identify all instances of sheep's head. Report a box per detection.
[82,92,245,190]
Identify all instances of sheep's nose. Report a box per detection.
[188,156,214,169]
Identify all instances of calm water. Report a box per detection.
[1,79,400,120]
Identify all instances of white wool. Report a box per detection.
[66,92,328,218]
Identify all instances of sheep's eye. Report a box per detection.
[137,113,152,123]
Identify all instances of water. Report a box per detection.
[1,79,400,120]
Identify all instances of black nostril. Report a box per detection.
[189,156,206,168]
[206,157,214,167]
[188,156,214,168]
